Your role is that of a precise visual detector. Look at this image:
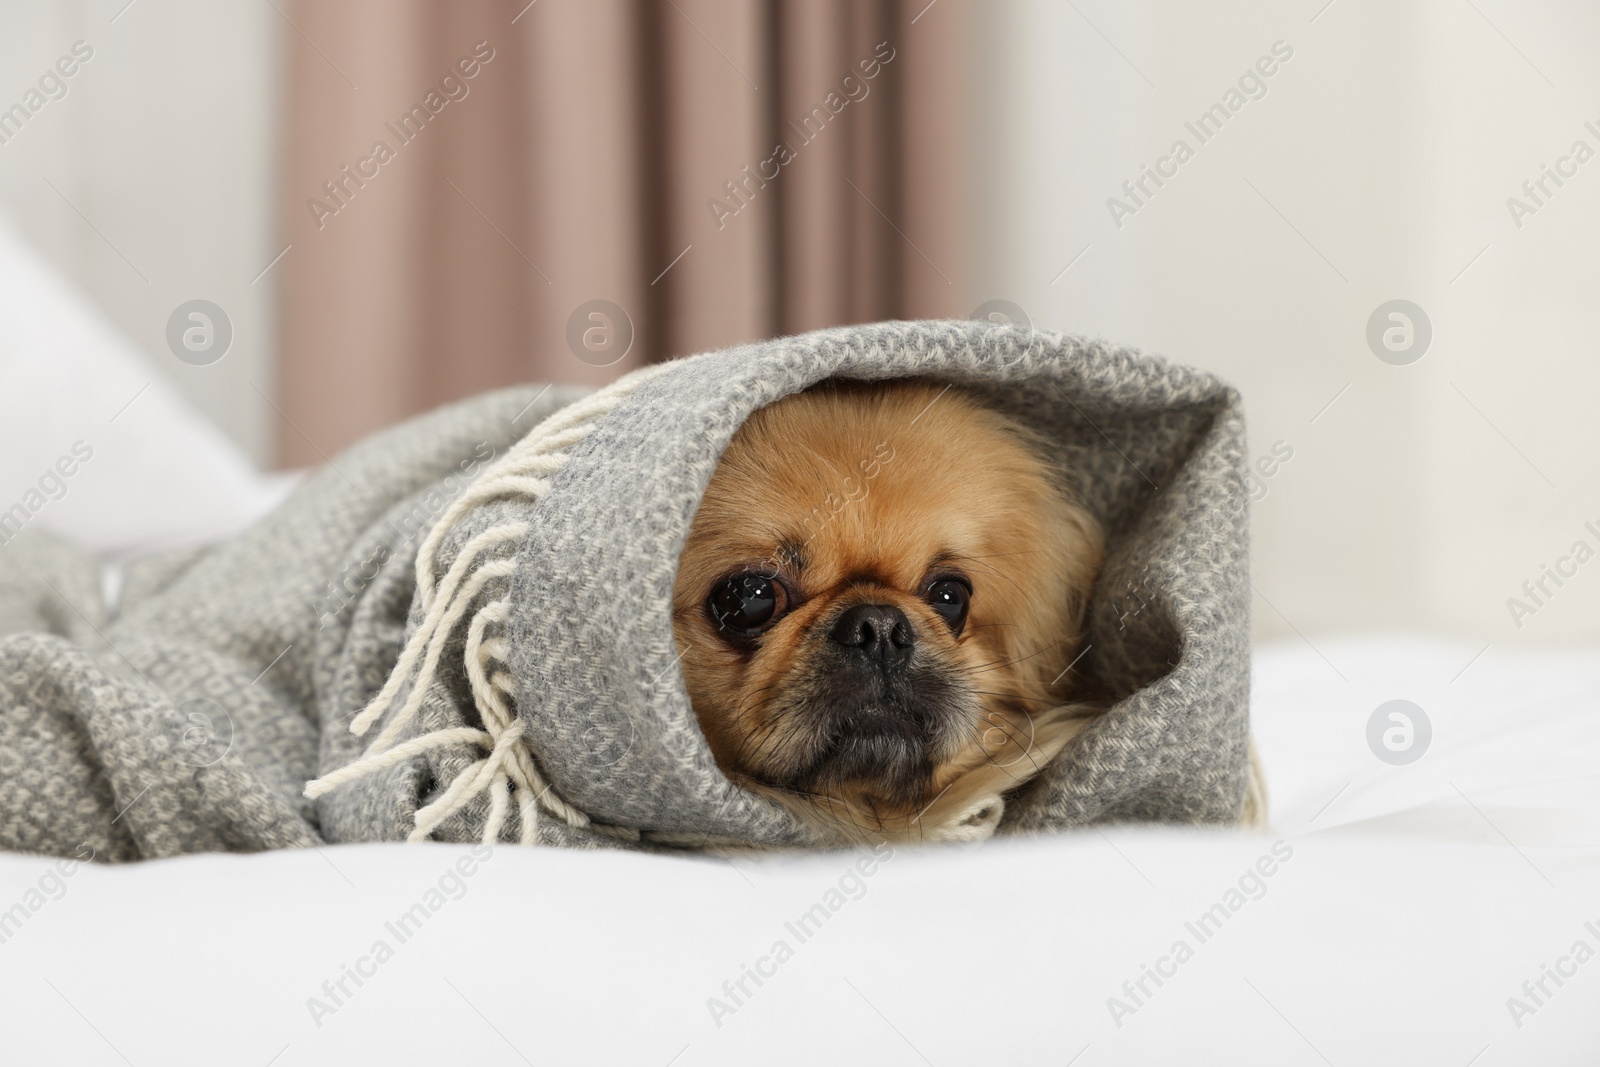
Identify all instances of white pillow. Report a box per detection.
[0,220,294,558]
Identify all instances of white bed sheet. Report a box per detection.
[2,225,1595,1064]
[0,637,1595,1066]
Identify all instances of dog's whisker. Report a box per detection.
[952,719,1031,787]
[739,714,793,773]
[947,553,1032,600]
[959,638,1070,677]
[725,682,787,766]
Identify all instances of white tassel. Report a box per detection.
[348,523,527,739]
[306,364,674,845]
[482,771,512,845]
[362,557,518,756]
[414,363,674,609]
[303,727,492,799]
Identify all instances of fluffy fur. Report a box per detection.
[673,380,1106,844]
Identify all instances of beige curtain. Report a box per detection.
[276,0,977,466]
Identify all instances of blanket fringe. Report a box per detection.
[304,366,671,845]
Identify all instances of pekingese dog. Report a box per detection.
[673,379,1105,844]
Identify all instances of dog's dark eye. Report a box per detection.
[708,573,788,635]
[924,578,971,634]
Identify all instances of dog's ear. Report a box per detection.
[1057,496,1105,632]
[990,412,1105,642]
[1012,478,1103,702]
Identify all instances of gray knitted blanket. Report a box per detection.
[0,321,1252,860]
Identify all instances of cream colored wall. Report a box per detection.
[0,1,282,465]
[979,0,1600,648]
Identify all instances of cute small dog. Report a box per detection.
[673,380,1105,842]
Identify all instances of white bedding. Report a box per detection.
[0,221,297,557]
[1,224,1595,1063]
[0,637,1595,1066]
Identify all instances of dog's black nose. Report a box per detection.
[829,604,914,667]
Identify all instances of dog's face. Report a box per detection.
[673,380,1104,835]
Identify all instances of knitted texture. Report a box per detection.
[0,321,1252,859]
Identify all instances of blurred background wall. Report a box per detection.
[1,0,1597,652]
[977,0,1600,651]
[0,0,281,462]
